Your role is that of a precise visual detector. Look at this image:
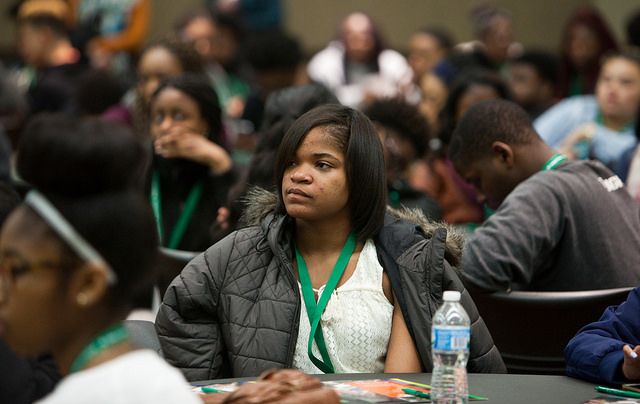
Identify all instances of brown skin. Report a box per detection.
[0,207,132,375]
[454,138,556,210]
[137,47,184,105]
[596,57,640,131]
[200,369,338,404]
[17,24,79,68]
[408,32,446,81]
[283,127,421,372]
[507,63,555,110]
[150,87,232,174]
[623,345,640,380]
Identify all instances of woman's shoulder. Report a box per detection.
[376,209,464,268]
[37,351,200,404]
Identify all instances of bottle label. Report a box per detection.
[432,326,470,351]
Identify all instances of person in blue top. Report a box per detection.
[566,288,640,384]
[534,50,640,168]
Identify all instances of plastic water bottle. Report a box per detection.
[431,290,470,404]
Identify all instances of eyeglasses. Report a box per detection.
[0,253,68,304]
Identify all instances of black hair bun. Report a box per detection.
[17,113,148,196]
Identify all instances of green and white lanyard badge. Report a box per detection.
[295,232,357,373]
[69,323,129,374]
[150,172,203,249]
[541,153,568,171]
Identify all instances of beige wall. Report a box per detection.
[1,0,639,58]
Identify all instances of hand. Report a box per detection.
[558,123,595,160]
[154,127,232,174]
[86,39,113,69]
[623,345,640,381]
[258,369,322,391]
[215,207,231,232]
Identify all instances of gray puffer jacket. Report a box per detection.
[155,190,505,381]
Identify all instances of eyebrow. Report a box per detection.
[311,152,340,160]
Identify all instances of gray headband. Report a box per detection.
[24,190,117,285]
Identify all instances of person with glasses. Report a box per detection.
[0,114,200,403]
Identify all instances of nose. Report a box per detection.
[289,165,312,183]
[158,116,173,132]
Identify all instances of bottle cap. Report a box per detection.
[443,290,461,302]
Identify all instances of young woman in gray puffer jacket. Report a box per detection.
[155,104,506,381]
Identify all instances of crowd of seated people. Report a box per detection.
[4,1,640,402]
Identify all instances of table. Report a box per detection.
[196,372,603,404]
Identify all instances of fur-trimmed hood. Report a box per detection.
[238,187,465,266]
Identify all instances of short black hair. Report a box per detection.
[19,13,67,37]
[245,30,302,72]
[363,98,430,157]
[416,26,454,51]
[275,104,386,241]
[438,69,510,147]
[251,83,339,186]
[142,36,206,75]
[449,99,537,165]
[626,9,640,48]
[510,50,559,86]
[16,114,157,310]
[151,74,223,146]
[74,69,128,116]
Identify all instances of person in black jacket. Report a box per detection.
[156,104,505,380]
[0,183,61,404]
[147,74,235,251]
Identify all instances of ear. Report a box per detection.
[66,264,110,308]
[491,141,515,168]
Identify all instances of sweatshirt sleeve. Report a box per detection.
[461,176,564,291]
[565,288,640,384]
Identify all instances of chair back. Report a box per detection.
[472,287,633,375]
[156,247,199,297]
[124,319,162,356]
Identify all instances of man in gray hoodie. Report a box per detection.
[449,99,640,292]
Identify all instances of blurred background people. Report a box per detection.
[175,9,249,120]
[69,0,150,79]
[506,50,559,119]
[414,70,510,226]
[364,97,442,221]
[535,51,640,168]
[307,12,413,108]
[146,74,234,251]
[15,1,85,116]
[556,5,618,98]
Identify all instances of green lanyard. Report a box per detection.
[541,154,568,171]
[295,232,357,374]
[69,323,128,373]
[150,172,203,249]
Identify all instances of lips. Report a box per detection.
[286,188,311,198]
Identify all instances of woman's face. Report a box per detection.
[282,127,350,224]
[456,84,501,120]
[596,57,640,121]
[568,24,601,69]
[419,73,448,127]
[0,207,71,356]
[150,87,209,141]
[137,47,183,104]
[342,13,376,63]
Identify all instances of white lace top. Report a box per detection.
[292,239,394,374]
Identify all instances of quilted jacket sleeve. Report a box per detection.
[441,261,507,373]
[155,233,236,381]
